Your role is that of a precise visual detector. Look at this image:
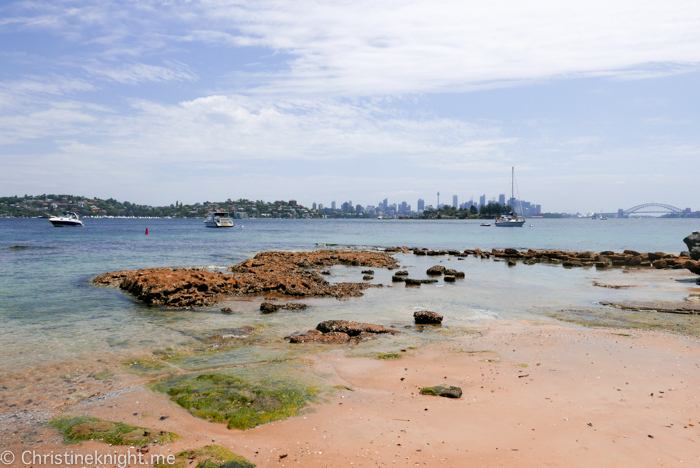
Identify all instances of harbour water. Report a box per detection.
[1,217,698,376]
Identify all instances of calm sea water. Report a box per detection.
[1,217,698,373]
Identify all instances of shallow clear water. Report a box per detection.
[1,217,698,373]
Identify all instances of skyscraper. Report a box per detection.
[452,195,458,208]
[383,198,388,210]
[417,198,425,211]
[331,201,336,210]
[498,194,505,206]
[479,194,486,207]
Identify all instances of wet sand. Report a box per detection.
[7,320,700,468]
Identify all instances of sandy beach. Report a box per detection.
[5,320,699,467]
[2,247,700,468]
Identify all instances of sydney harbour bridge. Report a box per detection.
[598,203,690,218]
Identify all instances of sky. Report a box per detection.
[1,0,699,212]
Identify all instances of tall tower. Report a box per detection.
[452,195,458,208]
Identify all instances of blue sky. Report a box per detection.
[1,0,699,212]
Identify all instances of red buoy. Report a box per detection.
[145,228,149,235]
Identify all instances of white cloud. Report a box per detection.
[83,62,197,85]
[4,1,700,95]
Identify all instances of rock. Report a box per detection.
[595,262,608,269]
[426,265,446,275]
[404,278,438,286]
[444,269,465,278]
[289,330,350,344]
[260,302,282,314]
[600,250,615,256]
[624,250,641,256]
[320,270,331,275]
[283,302,308,311]
[220,307,232,313]
[443,275,456,282]
[685,260,700,275]
[648,252,665,261]
[316,320,399,336]
[414,250,427,256]
[652,259,667,269]
[419,385,462,398]
[361,270,375,275]
[413,310,443,324]
[681,251,690,257]
[504,248,519,256]
[507,260,516,267]
[363,275,374,280]
[392,275,406,282]
[394,270,409,276]
[683,232,700,260]
[626,256,643,266]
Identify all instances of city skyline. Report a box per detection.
[1,1,699,212]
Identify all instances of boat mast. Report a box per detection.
[511,167,514,214]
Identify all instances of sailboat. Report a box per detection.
[600,208,607,220]
[495,167,525,227]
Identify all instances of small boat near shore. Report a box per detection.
[480,223,491,226]
[48,212,83,227]
[204,212,234,228]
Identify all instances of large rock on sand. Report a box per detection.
[683,232,700,261]
[419,385,462,398]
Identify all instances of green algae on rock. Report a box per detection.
[419,385,463,398]
[376,352,402,359]
[155,445,255,468]
[151,365,323,430]
[48,416,179,446]
[123,358,173,376]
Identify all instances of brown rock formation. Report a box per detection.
[289,320,399,344]
[414,311,443,324]
[93,250,396,309]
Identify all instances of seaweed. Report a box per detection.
[376,352,402,360]
[155,445,255,468]
[151,365,323,430]
[47,416,179,446]
[123,359,172,376]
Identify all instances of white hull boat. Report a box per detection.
[204,212,234,228]
[49,212,83,227]
[495,167,525,227]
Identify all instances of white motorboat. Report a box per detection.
[204,212,234,228]
[49,212,83,227]
[495,167,525,227]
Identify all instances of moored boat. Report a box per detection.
[204,212,234,228]
[495,167,525,227]
[49,212,83,227]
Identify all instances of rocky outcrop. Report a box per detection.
[94,250,396,309]
[419,385,462,398]
[601,300,700,315]
[316,320,399,336]
[289,320,399,344]
[413,311,443,324]
[260,302,309,313]
[93,268,237,309]
[289,330,351,344]
[684,232,700,261]
[404,278,439,286]
[394,270,409,276]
